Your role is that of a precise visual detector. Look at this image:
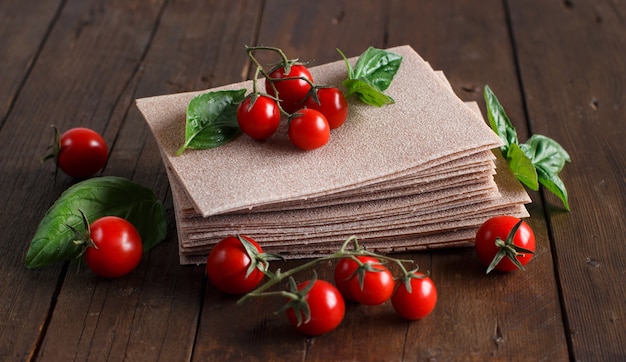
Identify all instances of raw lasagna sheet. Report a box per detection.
[167,150,530,263]
[136,45,502,217]
[136,45,531,265]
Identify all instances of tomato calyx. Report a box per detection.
[274,273,319,326]
[399,269,430,293]
[41,125,61,163]
[486,219,535,274]
[304,85,339,106]
[41,125,63,180]
[236,235,284,278]
[66,209,98,256]
[346,256,389,291]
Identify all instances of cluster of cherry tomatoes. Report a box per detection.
[236,47,348,150]
[205,215,537,336]
[43,126,143,278]
[205,235,438,336]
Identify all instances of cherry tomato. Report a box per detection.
[84,216,142,278]
[236,95,281,140]
[286,279,345,336]
[391,273,437,320]
[334,256,394,306]
[475,216,536,273]
[206,235,266,295]
[265,64,314,114]
[304,87,348,129]
[57,127,108,178]
[288,108,330,150]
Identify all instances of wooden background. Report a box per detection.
[1,0,624,361]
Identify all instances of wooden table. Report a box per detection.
[2,1,624,361]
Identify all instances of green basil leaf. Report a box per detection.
[484,85,518,153]
[520,134,571,175]
[176,89,247,155]
[537,167,570,211]
[339,47,401,107]
[342,78,395,107]
[507,143,539,190]
[351,47,402,92]
[25,176,167,269]
[485,85,571,210]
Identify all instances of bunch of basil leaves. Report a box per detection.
[484,85,571,210]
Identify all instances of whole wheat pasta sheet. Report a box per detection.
[137,45,502,217]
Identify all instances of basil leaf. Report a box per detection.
[176,89,247,155]
[484,85,571,210]
[507,143,539,190]
[25,176,167,269]
[484,85,518,153]
[351,47,402,92]
[339,47,402,107]
[343,78,395,107]
[537,167,570,211]
[520,134,571,175]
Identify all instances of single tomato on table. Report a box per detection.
[475,216,536,273]
[391,272,437,320]
[285,279,345,336]
[334,255,394,305]
[84,216,143,278]
[206,235,267,295]
[43,126,108,178]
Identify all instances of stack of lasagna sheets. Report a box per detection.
[136,45,531,265]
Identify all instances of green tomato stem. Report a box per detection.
[237,235,417,305]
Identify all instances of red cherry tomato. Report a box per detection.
[206,235,266,295]
[265,64,314,114]
[84,216,142,278]
[391,273,437,320]
[288,108,330,150]
[57,127,108,178]
[236,95,281,140]
[304,87,348,129]
[334,256,394,306]
[286,279,345,336]
[475,216,536,273]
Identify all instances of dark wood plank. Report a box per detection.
[380,1,569,360]
[250,0,389,65]
[0,0,181,360]
[508,0,626,360]
[0,1,76,360]
[27,0,254,360]
[0,0,62,124]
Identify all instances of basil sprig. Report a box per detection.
[176,89,247,155]
[339,47,402,107]
[25,176,167,269]
[484,85,571,210]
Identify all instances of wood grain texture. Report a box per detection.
[0,0,63,124]
[384,1,569,360]
[0,0,623,360]
[508,0,626,360]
